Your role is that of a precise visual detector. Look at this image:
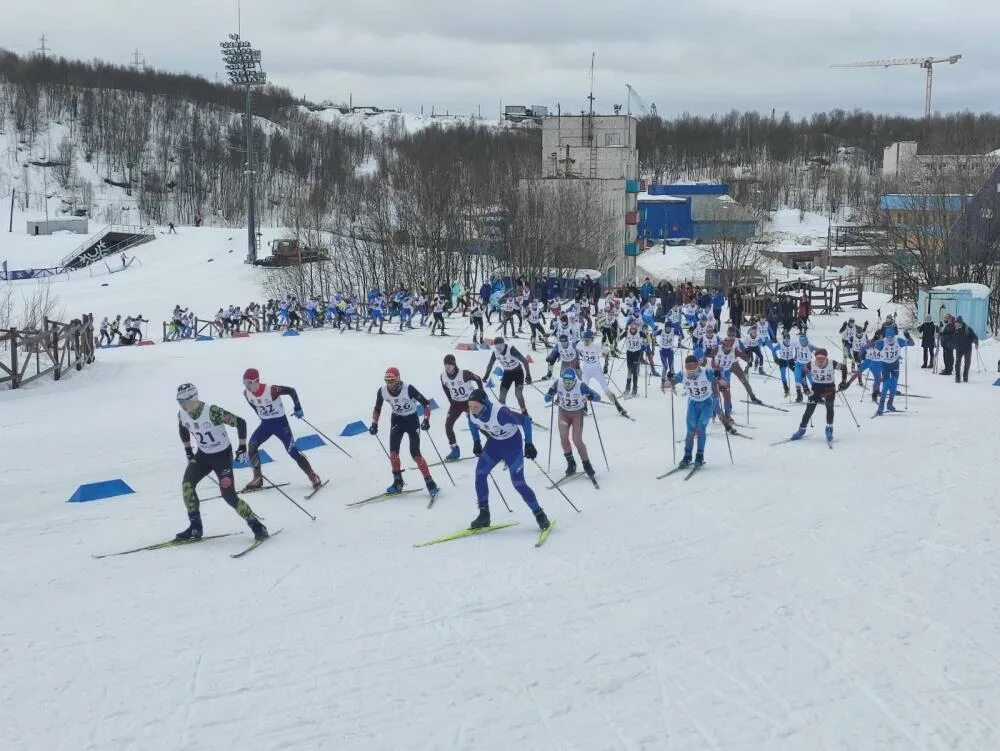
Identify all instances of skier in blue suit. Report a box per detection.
[662,355,722,469]
[868,324,914,415]
[466,388,549,532]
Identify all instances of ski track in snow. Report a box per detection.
[1,228,1000,749]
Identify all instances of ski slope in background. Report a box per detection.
[2,228,1000,750]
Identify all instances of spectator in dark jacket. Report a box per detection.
[917,315,936,368]
[728,288,744,330]
[779,295,796,332]
[938,314,956,375]
[479,282,492,305]
[951,317,979,383]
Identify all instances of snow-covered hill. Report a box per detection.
[2,225,1000,750]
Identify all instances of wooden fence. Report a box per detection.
[0,314,96,389]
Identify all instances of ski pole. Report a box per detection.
[904,348,909,411]
[669,385,676,465]
[424,431,456,486]
[373,432,393,462]
[259,470,317,521]
[547,395,556,472]
[976,347,986,373]
[300,418,352,458]
[531,459,580,512]
[838,390,861,429]
[722,420,734,465]
[489,471,513,513]
[589,400,610,471]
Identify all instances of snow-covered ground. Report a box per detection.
[2,227,1000,750]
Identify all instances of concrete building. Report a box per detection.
[882,141,1000,182]
[26,218,89,236]
[521,114,639,285]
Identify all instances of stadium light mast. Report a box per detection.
[220,33,266,264]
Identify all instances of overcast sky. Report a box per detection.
[4,0,998,119]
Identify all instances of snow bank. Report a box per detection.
[932,282,991,299]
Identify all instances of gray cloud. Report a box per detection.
[6,0,999,118]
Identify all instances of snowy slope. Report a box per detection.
[2,239,1000,750]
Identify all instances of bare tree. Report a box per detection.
[699,235,765,288]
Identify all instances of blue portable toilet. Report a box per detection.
[916,284,991,340]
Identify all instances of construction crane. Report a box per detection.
[832,55,962,118]
[625,84,657,118]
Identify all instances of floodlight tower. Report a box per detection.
[220,33,267,263]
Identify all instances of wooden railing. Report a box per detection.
[0,314,96,389]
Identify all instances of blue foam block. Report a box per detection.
[294,434,325,451]
[282,330,300,337]
[340,420,368,437]
[994,378,1000,387]
[68,479,135,503]
[233,449,272,469]
[196,335,214,341]
[428,398,440,411]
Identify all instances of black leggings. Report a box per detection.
[389,414,422,458]
[471,316,484,337]
[799,386,836,427]
[182,447,256,520]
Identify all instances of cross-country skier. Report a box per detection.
[469,300,485,345]
[241,368,323,492]
[466,388,548,531]
[481,336,532,413]
[768,330,796,398]
[869,325,914,415]
[430,295,447,336]
[369,367,440,498]
[792,333,816,402]
[440,354,485,461]
[544,368,600,479]
[526,299,548,350]
[788,348,848,442]
[175,384,268,541]
[576,329,628,416]
[545,334,580,378]
[662,355,723,469]
[620,320,648,397]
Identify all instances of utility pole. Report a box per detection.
[220,33,266,264]
[35,34,50,60]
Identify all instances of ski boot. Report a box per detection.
[791,426,806,441]
[385,472,405,495]
[470,502,491,529]
[564,453,577,476]
[650,367,660,377]
[247,516,269,541]
[678,453,692,469]
[534,508,551,531]
[757,365,765,375]
[175,513,203,541]
[795,388,804,403]
[783,385,790,398]
[426,477,440,498]
[242,475,264,492]
[631,385,638,397]
[886,403,898,413]
[825,426,833,441]
[875,406,884,416]
[446,444,460,461]
[871,390,879,404]
[308,472,323,491]
[614,399,628,418]
[694,452,705,468]
[582,460,596,478]
[750,395,763,405]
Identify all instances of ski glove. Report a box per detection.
[293,408,304,419]
[473,441,483,456]
[838,381,848,391]
[524,442,538,460]
[369,422,378,435]
[185,447,195,462]
[235,446,248,464]
[420,417,430,431]
[525,373,532,384]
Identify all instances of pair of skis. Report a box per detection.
[657,464,703,481]
[93,529,282,559]
[546,471,599,490]
[415,520,554,548]
[349,486,440,510]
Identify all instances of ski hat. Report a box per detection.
[814,348,828,359]
[558,333,569,342]
[782,331,791,341]
[582,330,594,339]
[176,383,198,403]
[492,336,504,346]
[884,325,897,337]
[799,334,808,342]
[443,354,457,367]
[242,367,260,383]
[384,366,401,383]
[468,388,489,404]
[561,368,578,383]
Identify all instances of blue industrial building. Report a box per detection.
[636,184,757,245]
